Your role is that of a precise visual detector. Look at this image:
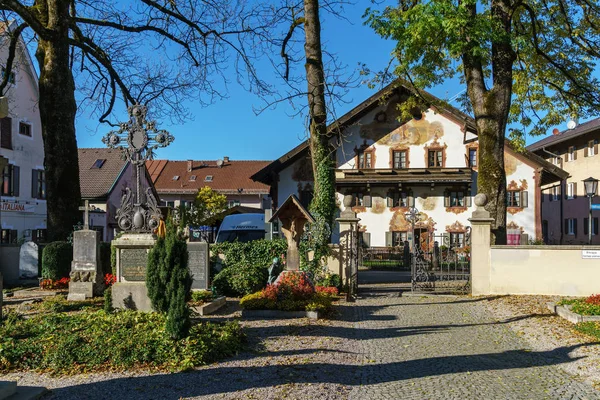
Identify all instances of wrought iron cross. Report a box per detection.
[102,105,174,233]
[404,206,422,251]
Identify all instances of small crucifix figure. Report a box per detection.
[79,200,93,230]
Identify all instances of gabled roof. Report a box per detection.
[526,118,600,152]
[78,148,127,200]
[0,20,39,95]
[252,79,478,184]
[146,159,271,195]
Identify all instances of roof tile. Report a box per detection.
[78,148,127,199]
[147,160,271,195]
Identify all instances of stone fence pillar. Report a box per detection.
[468,194,494,295]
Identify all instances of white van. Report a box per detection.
[215,213,266,243]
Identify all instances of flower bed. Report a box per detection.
[558,294,600,316]
[240,271,338,314]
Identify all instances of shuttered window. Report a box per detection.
[1,164,19,196]
[1,117,12,149]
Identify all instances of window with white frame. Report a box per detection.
[392,231,408,247]
[552,186,560,201]
[567,218,576,235]
[449,232,465,248]
[568,146,575,161]
[567,182,575,199]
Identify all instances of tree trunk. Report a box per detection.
[475,117,507,244]
[34,0,81,241]
[303,0,335,267]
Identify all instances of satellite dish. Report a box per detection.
[567,120,577,130]
[216,159,224,168]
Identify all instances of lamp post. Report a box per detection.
[583,177,598,245]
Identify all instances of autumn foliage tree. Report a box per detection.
[365,0,600,243]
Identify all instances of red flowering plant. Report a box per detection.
[104,273,117,287]
[315,286,338,296]
[585,294,600,305]
[40,277,70,290]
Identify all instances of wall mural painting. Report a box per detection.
[371,193,387,214]
[360,98,445,145]
[446,220,467,233]
[504,152,522,176]
[507,221,524,233]
[419,195,437,211]
[389,210,411,232]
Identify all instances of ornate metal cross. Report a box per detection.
[404,206,422,251]
[102,105,174,233]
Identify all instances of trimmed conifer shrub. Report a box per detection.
[147,219,192,339]
[41,242,73,280]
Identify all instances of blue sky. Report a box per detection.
[73,0,572,162]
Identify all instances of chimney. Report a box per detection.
[223,156,229,163]
[187,160,193,172]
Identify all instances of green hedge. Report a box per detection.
[41,242,73,280]
[211,239,287,297]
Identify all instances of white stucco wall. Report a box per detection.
[0,33,46,241]
[277,98,541,247]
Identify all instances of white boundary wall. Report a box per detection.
[487,246,600,296]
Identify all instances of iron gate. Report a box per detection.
[341,224,360,301]
[411,232,471,293]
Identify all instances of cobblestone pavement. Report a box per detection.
[10,286,600,399]
[350,287,600,400]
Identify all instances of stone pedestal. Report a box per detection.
[111,233,156,311]
[68,229,102,301]
[468,194,494,296]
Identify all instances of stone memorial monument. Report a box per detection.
[104,104,174,311]
[19,241,39,279]
[187,241,209,290]
[67,201,102,301]
[269,195,315,271]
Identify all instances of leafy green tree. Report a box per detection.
[178,186,228,227]
[147,219,192,338]
[365,0,600,243]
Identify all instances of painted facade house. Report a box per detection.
[253,81,567,248]
[0,22,46,244]
[527,119,600,245]
[146,158,271,211]
[78,148,157,242]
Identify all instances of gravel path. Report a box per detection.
[4,287,600,399]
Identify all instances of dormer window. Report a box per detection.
[91,159,105,169]
[189,175,196,181]
[204,175,213,182]
[172,175,179,181]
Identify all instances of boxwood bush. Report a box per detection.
[211,239,287,297]
[41,242,73,280]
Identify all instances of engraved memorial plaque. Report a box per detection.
[187,242,209,290]
[120,248,148,281]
